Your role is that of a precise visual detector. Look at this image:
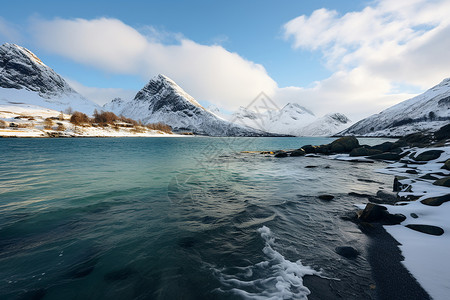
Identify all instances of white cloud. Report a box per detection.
[64,78,137,106]
[30,17,277,111]
[281,0,450,119]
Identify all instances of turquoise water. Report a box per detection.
[0,137,394,299]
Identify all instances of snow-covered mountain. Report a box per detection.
[338,78,450,137]
[105,74,272,136]
[0,43,99,114]
[230,103,351,136]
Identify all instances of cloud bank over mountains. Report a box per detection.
[1,0,449,120]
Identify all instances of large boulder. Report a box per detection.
[414,150,444,161]
[368,152,402,161]
[274,151,288,158]
[442,159,450,171]
[302,145,316,154]
[421,194,450,206]
[433,176,450,187]
[370,141,395,152]
[434,124,450,141]
[315,144,331,154]
[359,203,388,222]
[393,132,432,148]
[349,147,382,157]
[290,149,306,157]
[405,224,444,236]
[330,136,360,153]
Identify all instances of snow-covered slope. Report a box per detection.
[0,43,99,114]
[338,78,450,137]
[231,103,350,136]
[108,74,271,136]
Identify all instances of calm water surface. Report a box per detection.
[0,137,395,299]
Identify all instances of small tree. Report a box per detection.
[44,118,53,130]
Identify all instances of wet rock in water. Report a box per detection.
[414,150,444,161]
[405,169,418,174]
[433,176,450,187]
[349,147,382,157]
[318,194,334,201]
[410,213,419,219]
[359,203,387,222]
[302,145,316,154]
[315,144,331,154]
[442,159,450,170]
[420,194,450,206]
[330,136,359,153]
[405,224,444,236]
[104,267,137,281]
[369,190,398,205]
[419,174,439,180]
[341,210,359,221]
[305,165,318,168]
[290,148,306,157]
[335,246,359,259]
[348,192,371,198]
[274,151,288,158]
[368,152,402,161]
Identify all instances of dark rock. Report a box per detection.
[375,190,398,204]
[335,246,359,259]
[434,123,450,141]
[433,176,450,187]
[393,176,407,192]
[420,194,450,206]
[394,133,433,148]
[349,147,382,157]
[405,169,418,174]
[419,174,439,180]
[368,152,402,161]
[383,213,406,225]
[274,152,288,158]
[359,203,387,222]
[315,144,331,154]
[410,213,419,219]
[398,194,421,201]
[305,165,318,168]
[370,141,395,152]
[302,145,316,154]
[405,224,444,236]
[290,149,306,156]
[330,136,360,153]
[442,159,450,171]
[341,210,359,221]
[318,194,334,201]
[414,150,444,161]
[348,192,371,198]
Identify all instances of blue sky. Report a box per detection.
[1,0,449,120]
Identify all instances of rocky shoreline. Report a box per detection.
[262,124,450,299]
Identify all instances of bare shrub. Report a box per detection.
[17,122,34,128]
[94,110,119,125]
[65,107,73,115]
[56,124,66,131]
[0,120,8,128]
[44,118,54,130]
[146,122,172,133]
[70,111,91,125]
[131,126,146,133]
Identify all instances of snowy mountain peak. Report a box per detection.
[0,43,100,114]
[0,43,78,98]
[135,74,203,108]
[280,103,315,117]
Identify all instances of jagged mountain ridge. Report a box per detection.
[231,103,351,136]
[106,74,274,136]
[0,43,99,114]
[338,78,450,136]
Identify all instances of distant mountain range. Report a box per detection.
[338,78,450,136]
[229,103,351,136]
[1,43,448,137]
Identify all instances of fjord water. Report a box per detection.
[0,137,394,300]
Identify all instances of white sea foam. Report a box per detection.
[214,226,318,299]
